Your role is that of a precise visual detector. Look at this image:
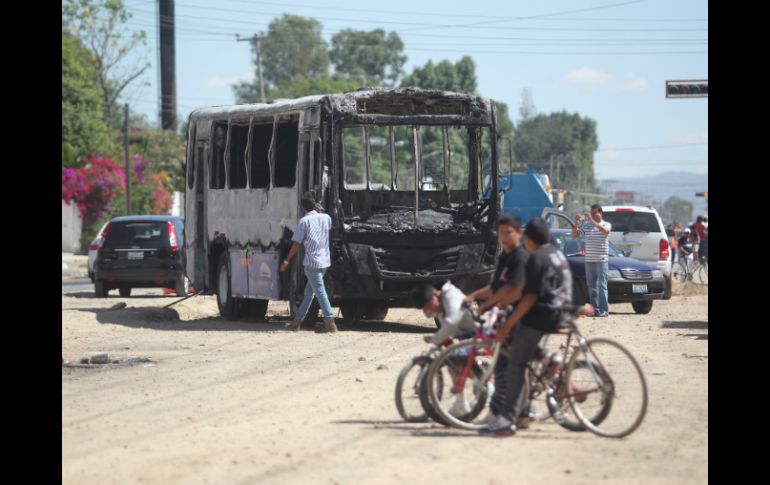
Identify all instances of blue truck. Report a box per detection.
[498,170,554,225]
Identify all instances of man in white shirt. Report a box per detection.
[572,204,611,317]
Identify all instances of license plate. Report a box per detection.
[632,284,647,294]
[127,251,144,260]
[617,243,634,250]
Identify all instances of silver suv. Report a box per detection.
[600,206,672,299]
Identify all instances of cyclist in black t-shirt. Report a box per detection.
[463,214,530,426]
[480,217,573,437]
[464,215,529,315]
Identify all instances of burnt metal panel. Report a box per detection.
[248,250,281,299]
[229,249,249,297]
[206,188,298,248]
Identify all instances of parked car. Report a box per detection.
[93,215,187,297]
[599,205,673,299]
[550,229,665,314]
[87,221,110,282]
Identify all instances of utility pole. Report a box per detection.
[549,154,554,183]
[124,104,131,214]
[577,171,583,210]
[159,0,177,131]
[237,33,266,103]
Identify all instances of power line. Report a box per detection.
[129,5,707,33]
[214,0,703,23]
[127,9,709,41]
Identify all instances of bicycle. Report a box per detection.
[421,306,530,431]
[673,254,708,286]
[428,304,649,438]
[394,341,451,424]
[395,303,520,426]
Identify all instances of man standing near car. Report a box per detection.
[572,204,611,317]
[280,195,337,333]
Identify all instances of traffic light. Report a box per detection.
[695,192,708,198]
[666,80,708,98]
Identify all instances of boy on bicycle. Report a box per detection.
[481,217,572,437]
[678,228,695,272]
[412,281,478,417]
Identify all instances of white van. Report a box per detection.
[600,206,672,299]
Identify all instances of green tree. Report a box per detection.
[330,29,406,86]
[129,119,187,193]
[512,111,599,192]
[261,14,329,88]
[62,0,149,128]
[660,196,693,225]
[401,56,478,93]
[62,31,114,167]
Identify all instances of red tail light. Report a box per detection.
[167,221,179,252]
[659,238,670,261]
[89,244,99,251]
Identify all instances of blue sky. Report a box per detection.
[119,0,708,182]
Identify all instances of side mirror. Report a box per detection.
[622,250,631,257]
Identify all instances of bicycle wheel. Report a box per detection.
[546,358,612,431]
[566,338,648,438]
[395,356,431,422]
[672,261,689,283]
[696,262,708,286]
[427,339,528,430]
[418,362,449,425]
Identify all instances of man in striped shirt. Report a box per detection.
[280,195,337,333]
[572,204,612,317]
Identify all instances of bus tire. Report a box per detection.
[216,253,241,320]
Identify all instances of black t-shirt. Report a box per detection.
[678,236,693,254]
[491,245,529,294]
[521,244,573,333]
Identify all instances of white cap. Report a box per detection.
[684,227,691,233]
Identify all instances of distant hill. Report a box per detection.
[600,172,708,221]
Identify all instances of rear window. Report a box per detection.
[603,211,660,233]
[553,234,623,257]
[105,221,167,245]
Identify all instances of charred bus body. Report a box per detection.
[184,88,500,322]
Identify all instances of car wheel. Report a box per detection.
[340,301,361,325]
[360,301,389,321]
[242,299,269,321]
[631,301,653,314]
[216,253,241,320]
[94,280,108,298]
[175,275,189,297]
[118,285,132,297]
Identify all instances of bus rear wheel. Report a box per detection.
[216,253,241,320]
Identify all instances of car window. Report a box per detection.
[105,222,167,245]
[603,211,660,233]
[552,233,623,257]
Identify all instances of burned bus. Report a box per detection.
[184,88,500,323]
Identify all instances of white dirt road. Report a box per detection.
[62,282,707,485]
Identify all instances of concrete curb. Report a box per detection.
[62,252,89,278]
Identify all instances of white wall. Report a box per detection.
[171,191,184,218]
[62,200,82,253]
